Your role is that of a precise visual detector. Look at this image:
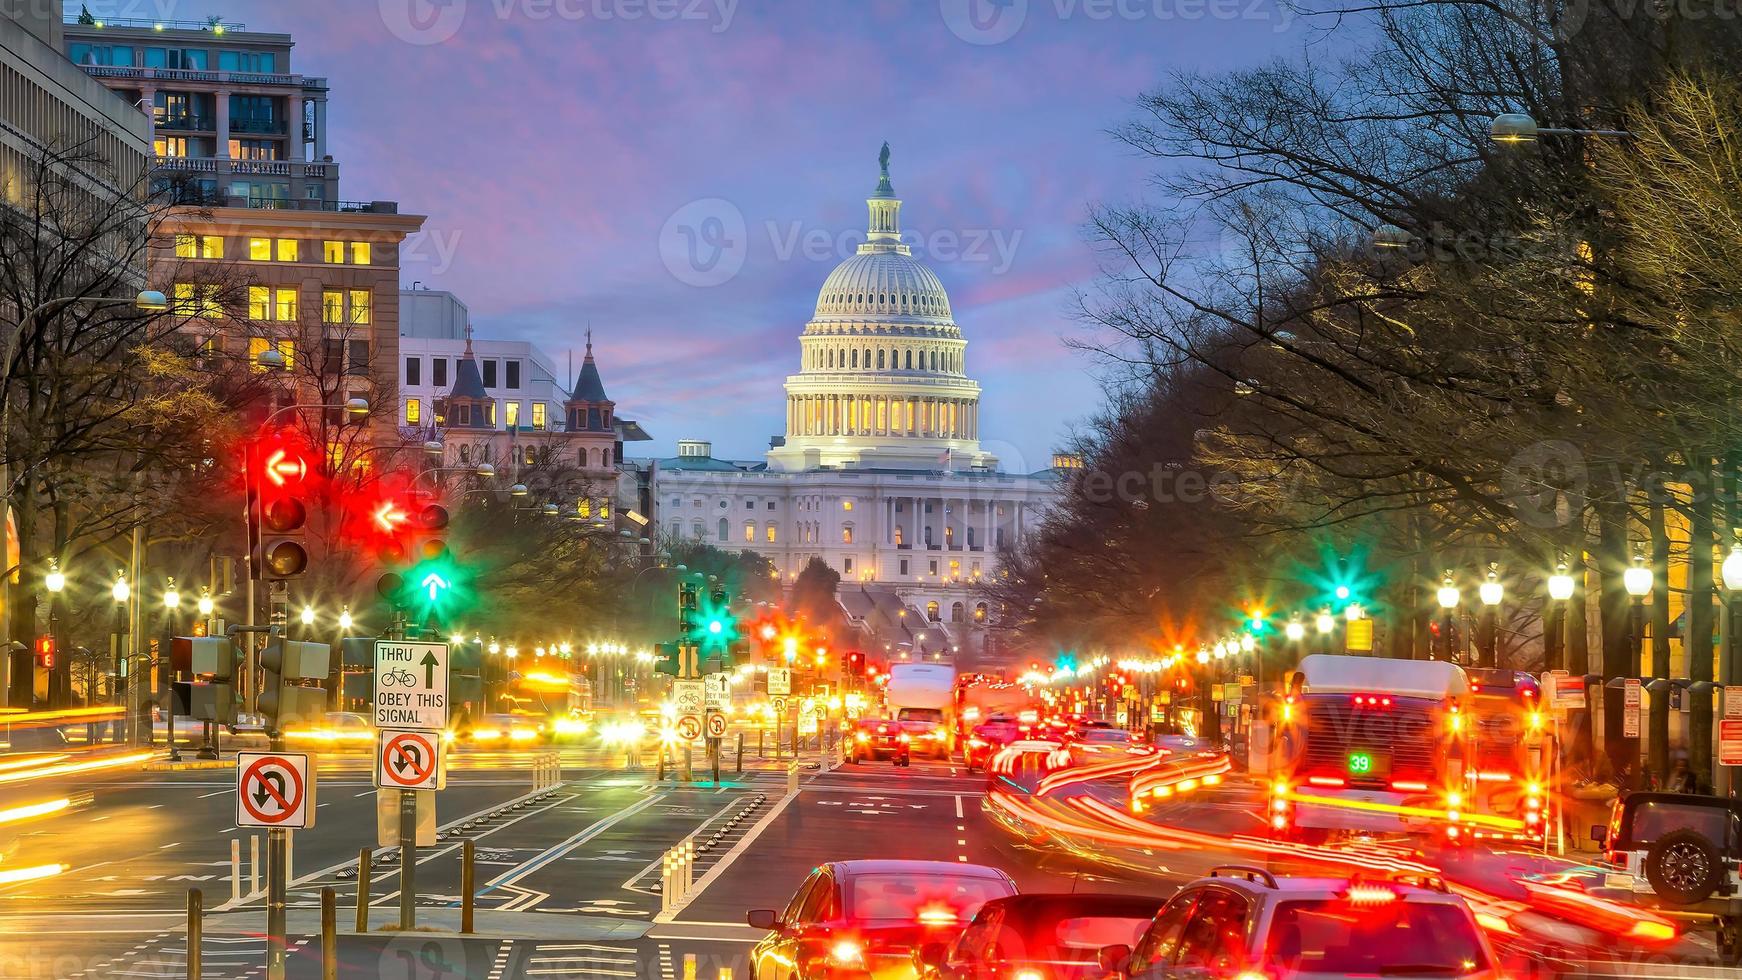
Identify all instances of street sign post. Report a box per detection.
[706,711,727,739]
[768,668,791,696]
[375,729,445,791]
[237,752,314,829]
[771,695,788,715]
[237,750,312,980]
[374,640,449,730]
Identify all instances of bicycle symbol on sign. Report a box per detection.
[380,666,417,688]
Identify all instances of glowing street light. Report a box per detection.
[44,561,64,594]
[300,604,316,627]
[338,605,353,631]
[197,588,214,617]
[111,571,130,604]
[163,578,181,610]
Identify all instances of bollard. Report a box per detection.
[230,838,241,904]
[787,760,799,796]
[461,840,476,934]
[684,953,697,980]
[355,848,371,933]
[660,848,673,915]
[249,834,261,897]
[320,887,337,980]
[736,732,745,774]
[286,829,294,883]
[758,725,765,759]
[186,888,203,980]
[656,745,667,782]
[683,840,695,893]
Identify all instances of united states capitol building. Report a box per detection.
[638,148,1068,663]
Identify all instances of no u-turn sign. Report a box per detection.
[376,730,445,791]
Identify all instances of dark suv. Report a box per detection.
[1593,791,1742,964]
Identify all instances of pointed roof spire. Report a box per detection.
[572,331,610,403]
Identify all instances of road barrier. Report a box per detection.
[787,760,800,796]
[320,887,336,980]
[186,888,202,980]
[532,752,562,791]
[229,839,241,903]
[248,834,261,897]
[660,840,697,915]
[355,848,371,932]
[461,840,475,933]
[736,732,745,773]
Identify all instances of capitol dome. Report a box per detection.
[813,250,954,321]
[769,144,993,474]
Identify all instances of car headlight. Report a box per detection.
[510,728,538,742]
[829,941,864,966]
[856,732,870,742]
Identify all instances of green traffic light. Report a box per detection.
[1334,585,1351,601]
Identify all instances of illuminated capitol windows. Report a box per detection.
[641,146,1064,662]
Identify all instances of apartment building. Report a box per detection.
[63,11,424,429]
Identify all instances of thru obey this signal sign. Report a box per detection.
[236,751,314,828]
[376,730,444,791]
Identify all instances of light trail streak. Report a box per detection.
[0,797,72,825]
[0,863,67,885]
[0,750,151,786]
[0,754,69,773]
[0,706,123,726]
[1281,789,1527,832]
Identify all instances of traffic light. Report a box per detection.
[258,637,333,733]
[33,635,53,670]
[652,642,681,677]
[176,635,242,725]
[377,494,467,621]
[678,582,699,637]
[846,651,865,677]
[249,433,313,581]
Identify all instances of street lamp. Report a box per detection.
[44,560,65,595]
[1624,553,1652,678]
[198,588,214,617]
[1478,565,1503,668]
[1284,617,1305,642]
[338,605,353,632]
[1239,634,1256,654]
[112,571,131,604]
[1488,111,1632,144]
[1546,561,1574,674]
[163,578,181,610]
[1437,572,1459,662]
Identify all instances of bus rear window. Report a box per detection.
[1265,900,1489,975]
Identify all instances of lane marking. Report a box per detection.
[955,795,965,819]
[475,791,666,900]
[655,788,799,923]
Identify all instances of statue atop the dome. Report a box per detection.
[879,141,891,173]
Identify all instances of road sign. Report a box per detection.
[768,668,791,696]
[706,711,727,739]
[676,715,703,742]
[673,679,705,718]
[770,695,788,715]
[1726,686,1742,719]
[1345,618,1374,652]
[704,673,728,709]
[376,729,444,791]
[1623,678,1642,738]
[374,640,449,731]
[798,699,818,735]
[376,789,435,848]
[236,752,314,829]
[1722,720,1742,767]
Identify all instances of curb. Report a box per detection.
[142,759,232,771]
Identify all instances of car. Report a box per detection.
[900,708,954,758]
[749,860,1019,980]
[466,712,545,745]
[850,718,912,766]
[283,711,375,748]
[1107,866,1501,979]
[964,717,1020,772]
[1591,790,1742,964]
[916,892,1164,980]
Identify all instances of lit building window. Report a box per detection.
[352,242,372,264]
[745,521,756,543]
[176,234,222,258]
[505,401,520,428]
[248,286,269,320]
[247,338,293,372]
[248,238,271,261]
[405,398,420,424]
[600,499,611,519]
[927,601,940,621]
[532,403,546,429]
[842,525,854,544]
[322,290,343,324]
[323,240,345,263]
[842,499,854,512]
[894,526,904,546]
[579,498,592,518]
[349,289,371,324]
[766,523,777,543]
[274,288,297,322]
[275,238,299,262]
[172,284,222,318]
